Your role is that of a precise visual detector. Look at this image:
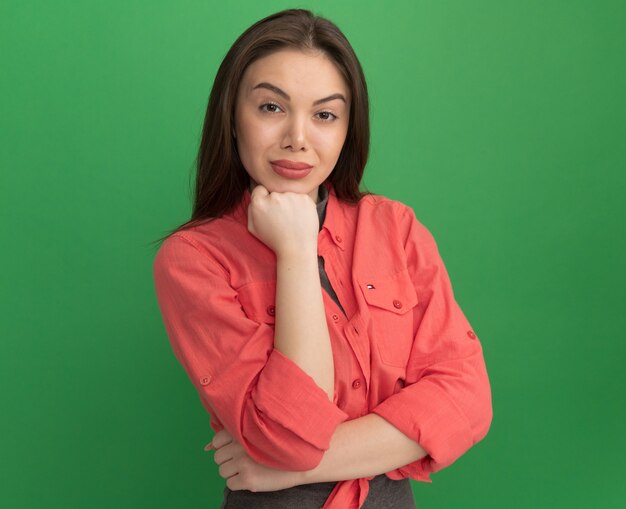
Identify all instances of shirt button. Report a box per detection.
[352,379,362,389]
[266,305,276,316]
[332,313,340,321]
[335,235,343,243]
[200,375,212,386]
[393,299,403,309]
[467,330,477,339]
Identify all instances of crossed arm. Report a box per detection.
[209,248,429,490]
[210,411,428,491]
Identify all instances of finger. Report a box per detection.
[226,474,245,492]
[215,439,247,465]
[213,430,235,449]
[218,459,239,480]
[251,184,268,200]
[213,445,234,466]
[203,442,215,451]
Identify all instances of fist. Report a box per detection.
[247,185,319,256]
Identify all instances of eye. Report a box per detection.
[259,102,283,114]
[316,111,338,122]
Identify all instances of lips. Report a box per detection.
[270,161,314,180]
[269,159,313,170]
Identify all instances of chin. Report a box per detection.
[265,179,313,194]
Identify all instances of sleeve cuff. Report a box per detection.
[253,348,350,451]
[372,377,473,472]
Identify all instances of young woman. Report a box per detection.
[153,8,492,509]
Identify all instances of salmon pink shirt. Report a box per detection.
[152,183,493,509]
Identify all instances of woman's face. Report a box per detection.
[234,48,351,203]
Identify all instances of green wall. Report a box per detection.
[1,1,624,507]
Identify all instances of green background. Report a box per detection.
[1,1,624,507]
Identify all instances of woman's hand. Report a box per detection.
[247,184,319,258]
[206,429,304,492]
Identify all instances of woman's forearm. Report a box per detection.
[300,413,428,482]
[274,250,335,400]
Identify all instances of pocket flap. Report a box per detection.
[359,269,418,314]
[237,280,277,324]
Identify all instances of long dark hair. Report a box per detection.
[154,8,370,245]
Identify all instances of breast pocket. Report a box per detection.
[359,269,418,368]
[236,280,277,326]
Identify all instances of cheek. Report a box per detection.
[315,128,347,160]
[239,119,278,154]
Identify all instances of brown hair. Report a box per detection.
[154,8,370,244]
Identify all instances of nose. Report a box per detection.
[281,115,307,151]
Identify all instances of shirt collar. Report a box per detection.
[321,182,345,250]
[316,182,329,231]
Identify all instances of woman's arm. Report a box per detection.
[154,221,348,471]
[248,185,334,401]
[300,413,428,483]
[274,250,334,401]
[210,412,428,491]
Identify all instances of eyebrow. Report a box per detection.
[252,82,346,105]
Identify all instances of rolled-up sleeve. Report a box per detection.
[372,207,493,481]
[153,233,349,471]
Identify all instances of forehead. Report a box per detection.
[240,49,349,99]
